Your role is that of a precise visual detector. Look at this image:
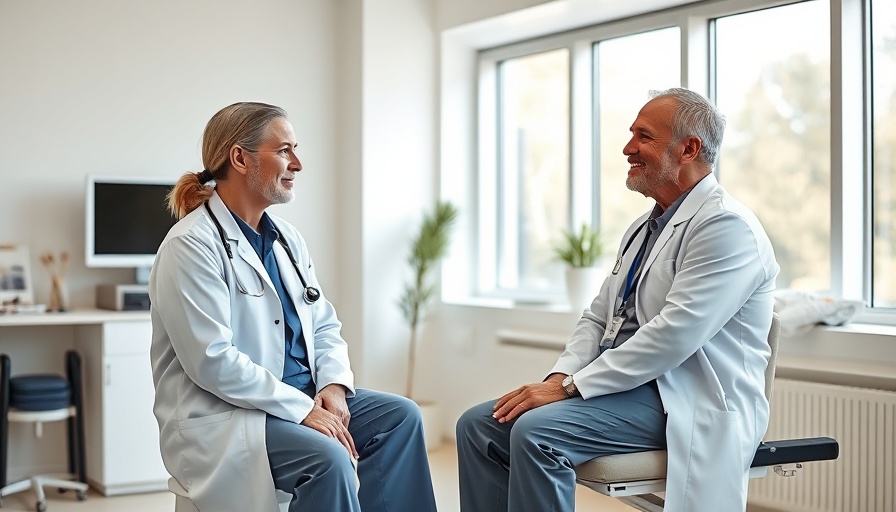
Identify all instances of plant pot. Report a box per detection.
[564,266,604,311]
[415,400,442,451]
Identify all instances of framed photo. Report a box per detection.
[0,245,34,305]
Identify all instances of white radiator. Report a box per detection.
[749,378,896,512]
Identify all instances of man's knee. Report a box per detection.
[393,394,423,422]
[375,393,423,430]
[508,409,552,450]
[456,401,495,440]
[308,438,356,479]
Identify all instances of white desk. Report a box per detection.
[0,309,168,495]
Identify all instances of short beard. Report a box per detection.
[626,145,678,197]
[246,160,293,205]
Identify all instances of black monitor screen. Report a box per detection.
[93,182,177,255]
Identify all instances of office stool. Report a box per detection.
[0,351,88,512]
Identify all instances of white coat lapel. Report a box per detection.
[639,173,720,273]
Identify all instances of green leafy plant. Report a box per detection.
[554,223,603,268]
[398,200,459,399]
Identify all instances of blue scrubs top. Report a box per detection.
[231,211,313,392]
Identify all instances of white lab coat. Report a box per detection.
[148,191,354,512]
[552,174,778,511]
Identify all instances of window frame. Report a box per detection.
[468,0,893,323]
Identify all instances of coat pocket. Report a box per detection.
[176,409,237,490]
[178,409,235,431]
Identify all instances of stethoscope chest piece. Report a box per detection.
[303,286,321,305]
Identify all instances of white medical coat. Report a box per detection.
[552,174,778,511]
[149,191,354,512]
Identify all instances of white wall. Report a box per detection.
[357,0,438,394]
[0,0,340,310]
[332,0,366,378]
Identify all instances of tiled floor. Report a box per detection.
[0,441,632,511]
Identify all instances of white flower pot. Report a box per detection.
[564,266,605,311]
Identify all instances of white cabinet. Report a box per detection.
[0,311,167,495]
[74,317,168,495]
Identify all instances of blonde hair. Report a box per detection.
[167,102,287,218]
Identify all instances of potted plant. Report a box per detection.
[554,223,605,310]
[398,200,458,450]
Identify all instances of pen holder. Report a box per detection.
[48,276,68,312]
[41,251,70,312]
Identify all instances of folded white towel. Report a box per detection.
[774,289,865,337]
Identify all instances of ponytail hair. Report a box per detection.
[166,102,288,219]
[167,170,215,219]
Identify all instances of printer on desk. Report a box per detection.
[96,284,150,311]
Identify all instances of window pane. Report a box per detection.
[715,1,831,291]
[497,49,569,292]
[871,0,896,307]
[597,28,680,252]
[872,0,896,307]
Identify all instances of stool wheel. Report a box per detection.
[36,499,47,512]
[77,490,87,501]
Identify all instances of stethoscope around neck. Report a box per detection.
[611,222,648,275]
[203,202,321,304]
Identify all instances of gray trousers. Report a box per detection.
[455,381,667,512]
[266,389,437,512]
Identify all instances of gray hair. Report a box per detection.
[648,88,726,169]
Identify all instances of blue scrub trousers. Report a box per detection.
[266,389,437,512]
[455,381,667,512]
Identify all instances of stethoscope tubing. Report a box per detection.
[611,221,648,275]
[203,201,320,304]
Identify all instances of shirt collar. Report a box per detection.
[230,211,280,257]
[648,188,690,232]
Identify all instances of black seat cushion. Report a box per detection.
[9,375,72,410]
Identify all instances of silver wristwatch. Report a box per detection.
[561,374,577,397]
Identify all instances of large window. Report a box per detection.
[872,0,896,307]
[715,1,831,291]
[472,0,890,320]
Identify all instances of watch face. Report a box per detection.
[562,375,573,387]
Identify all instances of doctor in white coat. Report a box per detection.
[456,88,779,512]
[150,102,437,512]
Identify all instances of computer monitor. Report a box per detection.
[85,175,178,278]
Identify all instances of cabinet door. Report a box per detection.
[102,351,168,486]
[100,320,168,489]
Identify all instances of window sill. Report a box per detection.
[443,295,578,314]
[776,354,896,392]
[486,321,896,390]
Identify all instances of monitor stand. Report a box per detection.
[135,266,151,285]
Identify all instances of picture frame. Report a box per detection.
[0,245,34,305]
